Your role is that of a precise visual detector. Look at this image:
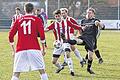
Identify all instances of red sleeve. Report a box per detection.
[70,18,78,24]
[46,22,54,31]
[67,20,82,30]
[9,20,18,44]
[37,18,45,43]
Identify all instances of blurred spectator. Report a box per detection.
[35,8,44,24]
[40,8,48,28]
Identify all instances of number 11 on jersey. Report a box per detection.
[21,20,31,34]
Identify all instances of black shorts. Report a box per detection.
[78,35,96,52]
[53,54,60,58]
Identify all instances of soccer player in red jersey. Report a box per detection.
[60,8,85,67]
[9,3,48,80]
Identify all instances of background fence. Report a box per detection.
[0,0,119,29]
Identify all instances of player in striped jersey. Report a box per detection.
[45,9,82,76]
[60,8,85,67]
[11,7,23,28]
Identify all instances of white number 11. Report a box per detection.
[21,20,31,34]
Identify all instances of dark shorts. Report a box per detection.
[53,54,60,58]
[78,35,97,52]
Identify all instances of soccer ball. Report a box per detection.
[53,40,62,49]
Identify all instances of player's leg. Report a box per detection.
[87,50,95,74]
[62,52,68,66]
[94,40,103,64]
[11,51,30,80]
[27,50,48,80]
[84,38,95,74]
[63,43,74,76]
[66,51,74,76]
[84,47,89,64]
[52,47,64,73]
[11,72,20,80]
[52,55,64,73]
[38,69,48,80]
[94,49,103,64]
[71,45,85,67]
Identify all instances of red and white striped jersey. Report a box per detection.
[62,18,80,40]
[11,14,23,28]
[46,20,63,41]
[12,14,23,22]
[64,16,78,34]
[46,19,81,41]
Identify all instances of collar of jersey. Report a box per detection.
[25,13,34,16]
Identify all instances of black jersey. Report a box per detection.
[81,18,100,38]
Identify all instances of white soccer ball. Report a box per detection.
[53,40,62,49]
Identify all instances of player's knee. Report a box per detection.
[71,45,75,51]
[88,52,93,60]
[52,60,57,64]
[66,54,70,58]
[88,55,93,60]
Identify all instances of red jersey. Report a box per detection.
[46,20,81,40]
[63,19,80,40]
[9,14,45,52]
[65,16,78,34]
[47,21,63,41]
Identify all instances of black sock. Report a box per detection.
[85,54,88,60]
[87,59,93,69]
[95,50,101,59]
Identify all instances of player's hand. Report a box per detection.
[41,49,46,56]
[12,51,15,58]
[42,51,46,56]
[95,21,100,26]
[81,26,86,31]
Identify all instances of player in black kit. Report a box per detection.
[68,7,103,74]
[81,8,103,65]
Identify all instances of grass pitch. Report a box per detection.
[0,30,120,80]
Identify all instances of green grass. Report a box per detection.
[0,30,120,80]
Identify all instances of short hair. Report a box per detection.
[24,3,34,13]
[60,8,68,13]
[15,7,20,11]
[53,9,61,15]
[87,7,96,14]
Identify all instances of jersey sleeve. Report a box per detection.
[46,22,54,31]
[70,17,78,24]
[9,20,18,45]
[37,18,46,43]
[81,19,85,26]
[67,20,82,30]
[95,18,100,22]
